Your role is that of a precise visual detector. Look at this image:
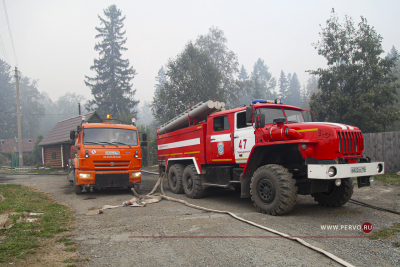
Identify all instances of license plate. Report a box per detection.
[351,166,366,174]
[106,151,120,155]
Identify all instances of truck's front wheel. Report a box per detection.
[250,164,297,215]
[74,183,82,195]
[182,164,205,199]
[311,178,353,207]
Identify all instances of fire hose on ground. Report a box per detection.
[87,169,356,267]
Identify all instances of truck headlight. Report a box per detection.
[132,172,142,177]
[377,164,383,173]
[328,166,337,177]
[335,179,341,186]
[79,173,91,178]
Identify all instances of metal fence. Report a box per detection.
[363,131,400,174]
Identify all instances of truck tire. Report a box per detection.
[168,164,184,194]
[312,178,353,207]
[182,164,205,199]
[250,164,297,215]
[74,183,82,195]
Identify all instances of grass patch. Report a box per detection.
[65,241,75,246]
[63,259,73,263]
[56,236,71,243]
[0,183,74,263]
[370,223,400,240]
[0,169,68,175]
[64,247,76,252]
[373,174,400,186]
[393,242,400,247]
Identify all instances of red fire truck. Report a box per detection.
[156,100,384,215]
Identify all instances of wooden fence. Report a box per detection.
[363,131,400,174]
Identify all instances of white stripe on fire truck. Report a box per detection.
[210,134,231,142]
[157,138,200,150]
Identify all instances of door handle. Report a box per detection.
[234,136,239,139]
[210,138,216,141]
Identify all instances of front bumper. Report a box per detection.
[307,162,384,179]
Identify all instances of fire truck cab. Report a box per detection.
[157,100,384,215]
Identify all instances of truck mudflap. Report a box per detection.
[307,162,384,179]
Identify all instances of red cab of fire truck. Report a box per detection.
[67,116,147,194]
[157,100,384,215]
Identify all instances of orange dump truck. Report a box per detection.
[67,116,147,194]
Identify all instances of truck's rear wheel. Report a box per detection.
[250,164,297,215]
[168,164,184,194]
[182,164,205,199]
[312,178,353,207]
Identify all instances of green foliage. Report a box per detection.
[288,73,302,107]
[0,59,45,139]
[137,123,158,167]
[22,153,33,166]
[0,153,6,165]
[250,58,276,99]
[85,4,139,119]
[151,42,224,124]
[278,70,289,100]
[309,10,400,133]
[0,183,73,263]
[236,65,253,106]
[31,135,43,165]
[195,27,240,106]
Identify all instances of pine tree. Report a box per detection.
[238,65,249,81]
[288,73,301,107]
[85,4,139,119]
[278,70,289,100]
[250,58,276,100]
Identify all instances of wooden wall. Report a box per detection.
[363,131,400,174]
[43,144,71,169]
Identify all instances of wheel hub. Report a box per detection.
[257,178,275,203]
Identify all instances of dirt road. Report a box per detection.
[1,172,399,267]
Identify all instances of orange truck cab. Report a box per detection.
[67,117,147,194]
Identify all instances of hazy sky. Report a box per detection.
[1,0,399,110]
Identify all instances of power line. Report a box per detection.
[0,34,11,64]
[2,0,18,67]
[2,112,81,115]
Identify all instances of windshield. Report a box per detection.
[258,108,285,124]
[83,128,138,146]
[284,109,304,123]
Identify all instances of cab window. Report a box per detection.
[214,116,229,132]
[236,112,248,129]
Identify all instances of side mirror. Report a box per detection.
[142,133,147,142]
[246,106,253,123]
[254,114,265,129]
[141,141,147,147]
[70,130,76,140]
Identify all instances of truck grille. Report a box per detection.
[338,131,363,154]
[93,160,130,168]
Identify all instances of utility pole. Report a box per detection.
[15,67,23,168]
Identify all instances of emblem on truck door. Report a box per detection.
[218,142,224,155]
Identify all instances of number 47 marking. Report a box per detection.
[238,139,247,149]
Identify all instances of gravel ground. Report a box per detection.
[0,172,399,267]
